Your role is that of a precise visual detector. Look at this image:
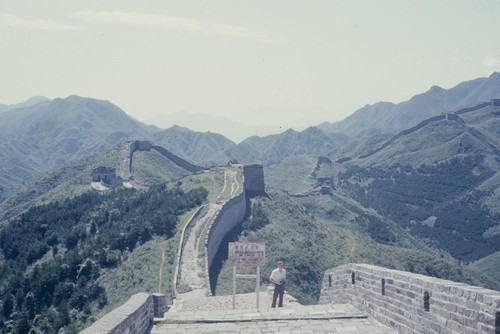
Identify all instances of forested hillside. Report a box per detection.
[337,156,500,261]
[329,105,500,264]
[0,185,207,334]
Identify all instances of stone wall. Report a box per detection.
[119,141,151,181]
[205,190,247,294]
[119,141,206,181]
[242,164,265,195]
[204,164,264,295]
[152,145,205,173]
[455,101,493,114]
[319,263,500,334]
[79,293,167,334]
[359,101,493,160]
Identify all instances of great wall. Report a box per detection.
[81,140,500,333]
[336,99,500,162]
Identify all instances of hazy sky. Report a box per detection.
[1,1,500,131]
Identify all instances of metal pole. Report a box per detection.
[256,266,260,311]
[232,265,236,309]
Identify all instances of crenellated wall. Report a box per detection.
[319,263,500,334]
[79,293,167,334]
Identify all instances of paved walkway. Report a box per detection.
[152,289,396,333]
[178,204,221,290]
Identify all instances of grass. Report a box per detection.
[264,155,317,194]
[468,251,500,281]
[169,167,226,203]
[97,237,169,314]
[131,150,192,185]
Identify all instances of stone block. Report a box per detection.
[319,264,500,334]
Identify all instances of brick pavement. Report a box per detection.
[151,290,396,333]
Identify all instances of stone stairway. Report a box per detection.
[151,289,396,333]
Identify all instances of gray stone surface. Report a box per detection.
[320,264,500,334]
[151,290,396,333]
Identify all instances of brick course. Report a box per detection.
[319,264,500,334]
[79,293,167,334]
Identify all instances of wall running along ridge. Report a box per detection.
[203,164,265,294]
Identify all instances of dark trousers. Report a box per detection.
[272,283,285,307]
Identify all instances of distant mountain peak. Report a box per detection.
[0,95,50,113]
[25,96,49,104]
[429,85,444,92]
[319,72,500,137]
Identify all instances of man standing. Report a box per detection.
[269,261,286,308]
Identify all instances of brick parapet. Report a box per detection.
[79,293,167,334]
[319,263,500,334]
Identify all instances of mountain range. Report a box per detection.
[147,111,289,144]
[1,72,500,333]
[319,72,500,137]
[0,96,48,113]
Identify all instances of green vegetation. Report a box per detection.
[264,155,317,194]
[168,168,226,203]
[213,187,500,305]
[338,155,500,261]
[469,251,500,281]
[242,201,270,231]
[0,185,207,334]
[131,149,192,185]
[0,146,123,223]
[0,94,499,333]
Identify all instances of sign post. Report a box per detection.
[228,242,265,310]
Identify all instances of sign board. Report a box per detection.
[228,242,265,310]
[228,242,265,267]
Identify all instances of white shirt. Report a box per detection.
[270,267,286,285]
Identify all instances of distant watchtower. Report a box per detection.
[91,166,118,186]
[242,164,265,195]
